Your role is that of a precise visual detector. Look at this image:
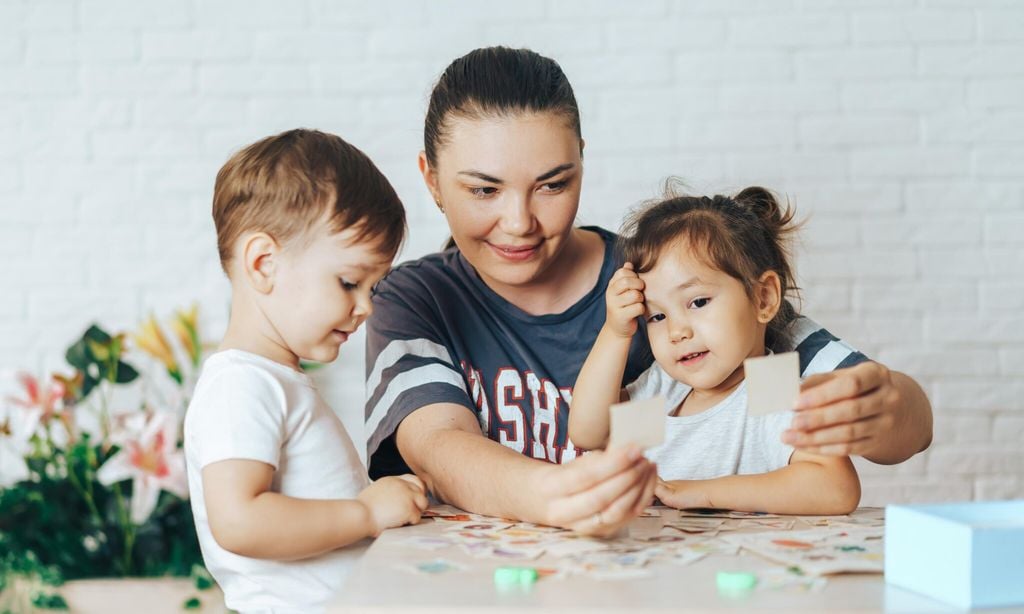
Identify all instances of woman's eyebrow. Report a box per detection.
[457,170,502,184]
[536,163,575,182]
[456,163,576,185]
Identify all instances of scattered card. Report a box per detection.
[744,352,800,416]
[608,396,666,449]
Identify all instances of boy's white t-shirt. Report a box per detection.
[184,349,369,614]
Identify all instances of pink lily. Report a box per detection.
[96,411,189,524]
[7,372,66,423]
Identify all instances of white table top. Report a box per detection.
[331,506,1015,613]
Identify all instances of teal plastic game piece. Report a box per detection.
[494,566,539,585]
[716,571,758,593]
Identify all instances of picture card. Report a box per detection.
[744,352,800,416]
[608,396,666,449]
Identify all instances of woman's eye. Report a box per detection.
[540,180,568,193]
[689,297,711,309]
[339,279,358,291]
[470,186,498,197]
[646,313,666,323]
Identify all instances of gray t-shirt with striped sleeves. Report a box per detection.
[363,226,867,479]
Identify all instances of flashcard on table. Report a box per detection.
[608,396,666,449]
[721,528,883,575]
[744,352,800,416]
[678,508,781,519]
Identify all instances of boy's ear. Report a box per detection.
[418,151,442,206]
[241,232,279,294]
[755,270,782,324]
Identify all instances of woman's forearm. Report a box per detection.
[396,404,552,523]
[567,325,633,450]
[862,371,933,465]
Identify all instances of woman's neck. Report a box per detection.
[481,227,606,316]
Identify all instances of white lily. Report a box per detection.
[96,411,189,524]
[0,402,41,488]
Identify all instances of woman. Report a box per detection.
[364,47,932,536]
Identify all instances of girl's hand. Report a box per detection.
[781,361,900,457]
[538,445,657,538]
[605,263,646,339]
[654,478,710,510]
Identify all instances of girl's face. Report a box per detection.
[420,112,583,291]
[640,242,777,401]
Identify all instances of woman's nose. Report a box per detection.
[499,194,536,236]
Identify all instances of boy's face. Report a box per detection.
[639,243,767,401]
[266,225,392,365]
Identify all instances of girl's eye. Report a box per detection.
[646,313,666,323]
[539,180,568,193]
[689,297,711,309]
[339,279,358,291]
[470,186,498,197]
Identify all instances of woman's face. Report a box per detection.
[420,111,583,290]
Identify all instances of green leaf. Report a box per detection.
[64,339,90,372]
[86,339,110,363]
[82,325,112,344]
[183,597,201,610]
[114,361,139,384]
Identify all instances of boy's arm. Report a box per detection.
[567,326,632,450]
[202,459,426,560]
[655,451,861,515]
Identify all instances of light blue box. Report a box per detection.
[885,500,1024,609]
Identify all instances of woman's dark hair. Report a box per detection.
[424,46,581,167]
[619,180,803,351]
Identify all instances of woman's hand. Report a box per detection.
[782,361,901,457]
[537,445,657,538]
[604,263,646,339]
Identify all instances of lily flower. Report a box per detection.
[0,402,41,487]
[133,315,182,384]
[96,411,189,524]
[170,304,201,368]
[7,372,66,423]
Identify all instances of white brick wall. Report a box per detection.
[2,0,1022,504]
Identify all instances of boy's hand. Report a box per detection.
[357,474,429,536]
[654,478,711,510]
[605,263,646,339]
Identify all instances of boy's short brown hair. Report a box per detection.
[212,129,405,274]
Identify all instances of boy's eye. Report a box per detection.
[339,278,358,291]
[646,313,666,323]
[689,297,711,309]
